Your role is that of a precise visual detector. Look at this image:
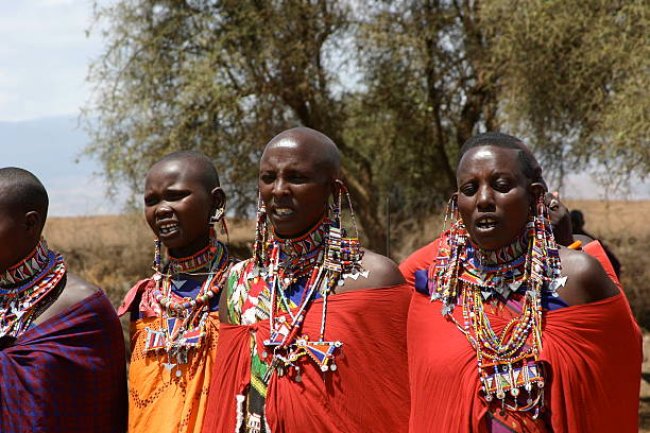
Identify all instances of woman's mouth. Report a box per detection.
[475,217,498,231]
[158,223,180,235]
[272,207,295,218]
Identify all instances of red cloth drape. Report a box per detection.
[401,240,641,433]
[202,285,411,433]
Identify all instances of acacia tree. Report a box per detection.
[352,0,648,215]
[85,0,649,254]
[86,0,393,250]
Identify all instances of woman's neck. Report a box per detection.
[470,230,529,267]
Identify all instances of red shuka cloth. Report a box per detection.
[401,239,641,433]
[202,285,411,433]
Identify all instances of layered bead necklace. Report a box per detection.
[429,219,563,417]
[256,216,365,382]
[0,240,66,340]
[143,241,231,375]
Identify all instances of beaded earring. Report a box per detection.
[526,192,562,294]
[152,238,163,288]
[209,205,228,248]
[429,194,466,313]
[253,194,269,268]
[324,180,364,280]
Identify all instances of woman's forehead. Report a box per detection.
[260,141,326,172]
[145,159,205,189]
[458,145,522,175]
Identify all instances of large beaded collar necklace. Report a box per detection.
[258,215,365,382]
[459,230,529,301]
[429,217,563,418]
[143,240,231,375]
[0,240,67,340]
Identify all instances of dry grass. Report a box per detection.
[565,200,650,330]
[43,214,255,307]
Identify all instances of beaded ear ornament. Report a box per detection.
[428,193,563,417]
[143,206,231,376]
[258,180,366,382]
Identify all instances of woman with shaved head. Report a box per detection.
[0,167,126,432]
[118,151,235,433]
[400,132,641,432]
[202,127,410,433]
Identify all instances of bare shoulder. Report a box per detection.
[336,249,405,294]
[556,247,619,306]
[33,273,101,325]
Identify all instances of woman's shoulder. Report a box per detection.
[337,249,405,293]
[556,247,619,306]
[399,237,443,287]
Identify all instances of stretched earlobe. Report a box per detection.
[211,187,226,211]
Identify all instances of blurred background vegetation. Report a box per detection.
[83,0,649,254]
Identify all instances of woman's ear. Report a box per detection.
[211,187,226,214]
[528,182,547,200]
[24,210,43,237]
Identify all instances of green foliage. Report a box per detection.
[482,0,649,181]
[85,0,649,253]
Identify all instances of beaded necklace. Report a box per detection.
[258,216,365,382]
[167,244,213,274]
[0,240,67,340]
[429,217,563,417]
[143,241,231,375]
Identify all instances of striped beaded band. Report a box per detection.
[167,244,212,274]
[0,240,49,286]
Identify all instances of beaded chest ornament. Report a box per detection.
[0,240,67,340]
[429,194,563,417]
[143,207,231,375]
[258,182,366,382]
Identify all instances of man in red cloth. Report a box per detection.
[202,127,410,433]
[0,167,127,432]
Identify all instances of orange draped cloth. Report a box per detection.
[401,240,641,433]
[201,285,411,433]
[119,279,220,433]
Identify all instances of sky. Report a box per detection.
[0,0,647,217]
[0,0,102,121]
[0,0,124,215]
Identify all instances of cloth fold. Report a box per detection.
[202,285,412,433]
[0,290,127,433]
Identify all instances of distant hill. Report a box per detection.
[0,115,125,216]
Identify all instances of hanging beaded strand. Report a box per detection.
[253,195,269,270]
